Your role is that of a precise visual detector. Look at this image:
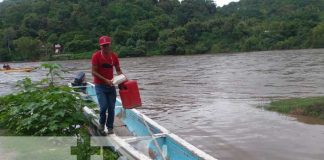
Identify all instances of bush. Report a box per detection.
[160,37,185,55]
[65,40,94,53]
[273,37,298,50]
[0,83,85,136]
[118,46,145,57]
[309,23,324,48]
[193,42,210,54]
[0,48,11,61]
[0,64,86,136]
[13,37,41,61]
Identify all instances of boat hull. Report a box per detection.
[79,82,217,160]
[0,67,35,73]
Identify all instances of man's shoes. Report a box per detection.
[98,124,105,132]
[107,128,114,134]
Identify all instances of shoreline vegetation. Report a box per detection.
[0,0,323,62]
[45,48,324,61]
[1,48,323,63]
[263,97,324,120]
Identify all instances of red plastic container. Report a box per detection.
[119,80,142,109]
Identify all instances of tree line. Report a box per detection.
[0,0,323,61]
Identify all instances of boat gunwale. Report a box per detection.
[80,82,218,160]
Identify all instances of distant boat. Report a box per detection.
[72,82,218,160]
[0,67,35,73]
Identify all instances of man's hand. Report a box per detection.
[105,79,113,86]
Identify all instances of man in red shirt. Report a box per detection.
[92,35,123,134]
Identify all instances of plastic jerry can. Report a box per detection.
[119,80,142,109]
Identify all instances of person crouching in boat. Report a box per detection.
[91,35,124,134]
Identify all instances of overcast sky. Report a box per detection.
[0,0,240,7]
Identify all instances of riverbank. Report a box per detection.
[31,48,324,61]
[1,48,323,62]
[41,52,93,61]
[264,96,324,120]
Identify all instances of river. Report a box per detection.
[1,49,324,160]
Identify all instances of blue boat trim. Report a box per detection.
[80,82,217,160]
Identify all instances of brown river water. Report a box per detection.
[1,49,324,160]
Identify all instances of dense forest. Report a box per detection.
[0,0,323,61]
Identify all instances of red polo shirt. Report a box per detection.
[91,50,120,84]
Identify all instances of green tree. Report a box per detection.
[112,28,130,45]
[22,13,44,31]
[309,23,324,48]
[158,0,180,13]
[177,0,216,24]
[0,47,11,61]
[13,37,41,61]
[184,19,205,43]
[161,37,185,55]
[133,22,159,42]
[0,0,324,60]
[1,27,16,56]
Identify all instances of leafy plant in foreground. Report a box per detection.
[40,63,66,86]
[0,83,85,136]
[0,63,85,136]
[0,63,118,159]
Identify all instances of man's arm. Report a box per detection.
[115,65,123,75]
[92,65,113,86]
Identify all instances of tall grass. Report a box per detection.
[265,97,324,119]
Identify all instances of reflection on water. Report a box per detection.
[1,49,324,160]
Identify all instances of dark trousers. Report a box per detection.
[95,84,116,129]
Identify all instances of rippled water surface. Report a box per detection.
[1,49,324,160]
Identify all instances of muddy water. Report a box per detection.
[1,49,324,160]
